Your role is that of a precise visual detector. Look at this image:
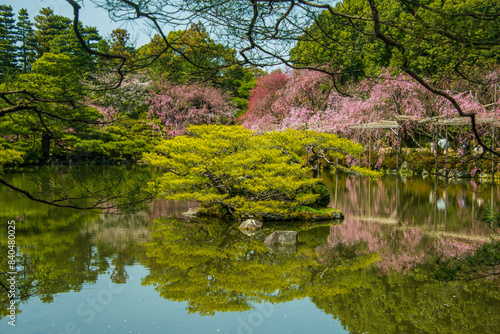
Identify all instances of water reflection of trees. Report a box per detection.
[83,213,152,284]
[313,271,500,334]
[0,206,102,317]
[325,219,486,274]
[140,218,500,334]
[0,173,192,319]
[323,171,496,236]
[1,211,498,333]
[1,169,499,332]
[0,203,151,318]
[141,218,378,316]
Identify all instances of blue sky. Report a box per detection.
[4,0,153,46]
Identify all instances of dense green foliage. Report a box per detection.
[144,124,371,219]
[15,8,36,73]
[291,0,500,81]
[0,5,18,75]
[0,7,260,170]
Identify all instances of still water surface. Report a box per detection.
[1,169,499,334]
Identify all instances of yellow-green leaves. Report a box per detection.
[0,145,23,172]
[144,125,372,218]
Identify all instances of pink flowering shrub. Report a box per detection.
[148,83,235,137]
[239,68,499,155]
[93,105,119,123]
[239,70,289,131]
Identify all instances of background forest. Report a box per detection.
[0,0,499,174]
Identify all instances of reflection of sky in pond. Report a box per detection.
[7,266,346,334]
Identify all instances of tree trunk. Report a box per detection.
[41,132,51,162]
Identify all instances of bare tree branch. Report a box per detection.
[66,0,127,88]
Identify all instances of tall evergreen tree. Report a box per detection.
[48,23,101,70]
[0,5,18,75]
[33,7,72,58]
[33,7,101,70]
[16,8,36,73]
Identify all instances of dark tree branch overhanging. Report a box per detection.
[0,91,105,125]
[0,176,155,211]
[66,0,127,88]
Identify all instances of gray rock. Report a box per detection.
[264,231,297,246]
[238,219,263,230]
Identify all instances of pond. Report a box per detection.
[1,168,499,334]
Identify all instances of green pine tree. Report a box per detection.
[33,7,72,57]
[16,8,36,73]
[0,5,18,75]
[33,7,101,71]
